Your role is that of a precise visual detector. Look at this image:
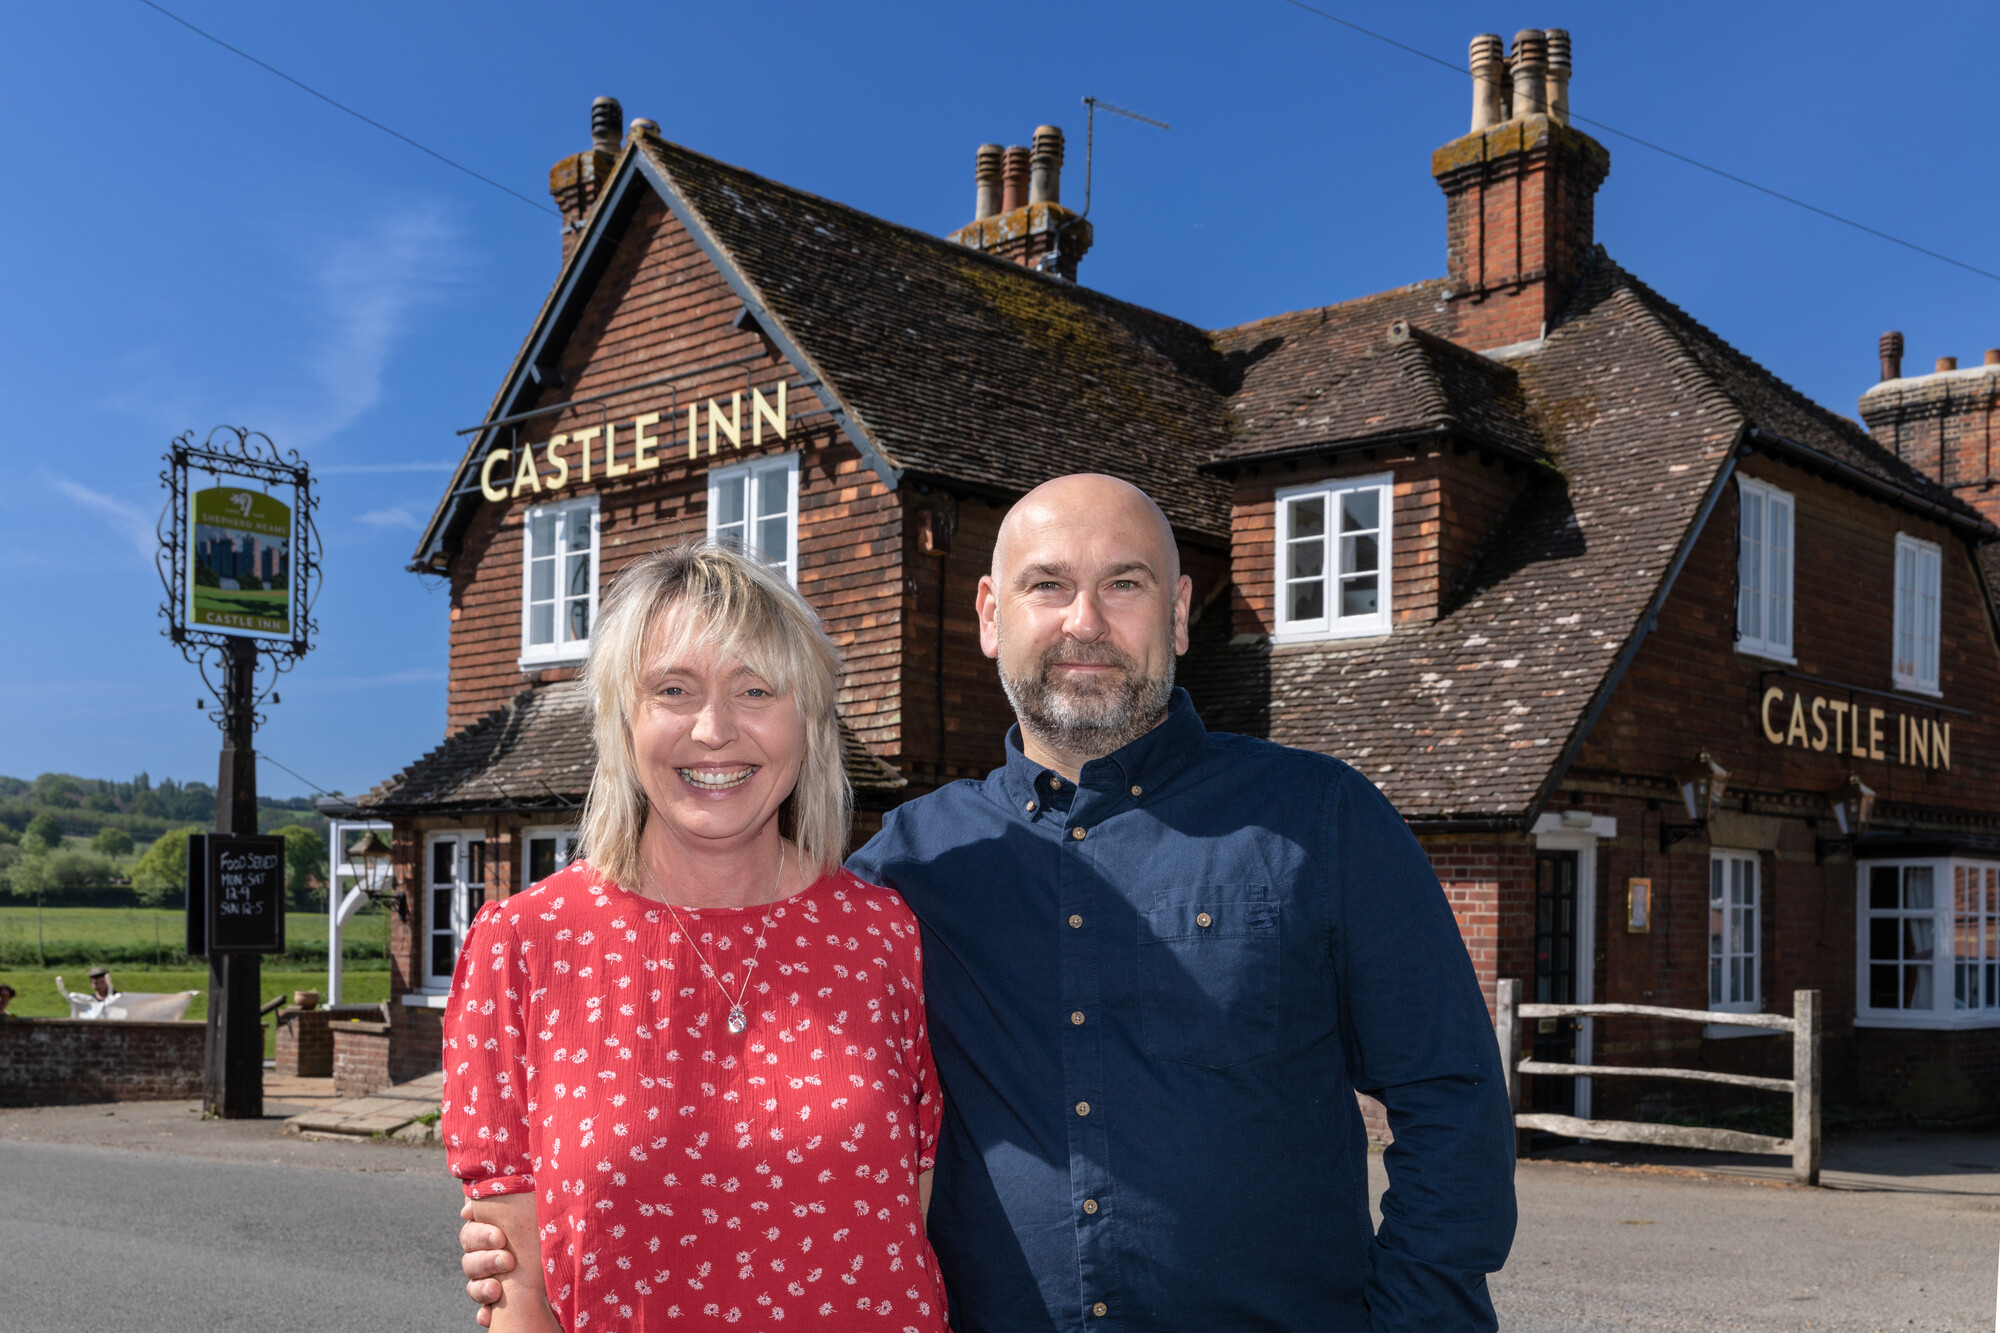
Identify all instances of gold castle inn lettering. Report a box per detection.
[1759,684,1954,771]
[479,382,788,503]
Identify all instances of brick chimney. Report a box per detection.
[549,96,624,263]
[1434,30,1610,351]
[1857,333,2000,527]
[947,125,1093,281]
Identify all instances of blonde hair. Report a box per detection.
[578,542,850,888]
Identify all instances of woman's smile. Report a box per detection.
[677,763,759,791]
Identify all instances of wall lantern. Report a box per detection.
[1815,775,1876,864]
[1659,751,1729,852]
[347,829,403,921]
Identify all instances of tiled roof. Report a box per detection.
[359,680,904,817]
[641,137,1235,540]
[1184,257,1745,820]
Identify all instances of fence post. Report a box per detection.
[1792,989,1821,1187]
[1495,979,1523,1156]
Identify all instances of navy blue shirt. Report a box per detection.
[848,690,1516,1332]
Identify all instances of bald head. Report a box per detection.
[993,474,1180,585]
[978,474,1192,777]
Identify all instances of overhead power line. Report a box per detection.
[135,0,556,217]
[1272,0,2000,285]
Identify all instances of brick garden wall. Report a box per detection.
[0,1019,204,1107]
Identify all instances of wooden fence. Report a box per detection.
[1494,980,1822,1186]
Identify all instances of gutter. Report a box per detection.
[1197,423,1549,476]
[1745,427,1999,540]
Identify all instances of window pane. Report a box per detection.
[1339,575,1377,619]
[466,842,485,886]
[1905,865,1934,911]
[529,602,555,645]
[757,513,789,566]
[1341,532,1378,575]
[756,469,788,518]
[528,838,555,884]
[1339,489,1378,533]
[1869,865,1900,910]
[1766,498,1791,649]
[564,551,589,600]
[1870,964,1899,1008]
[1905,919,1934,961]
[1869,917,1900,961]
[714,477,745,527]
[565,507,590,550]
[565,599,590,643]
[529,512,555,559]
[530,556,554,602]
[1288,496,1324,538]
[432,886,451,927]
[1905,965,1932,1009]
[431,840,456,886]
[1739,492,1763,641]
[432,932,456,979]
[1288,580,1324,623]
[1288,538,1324,580]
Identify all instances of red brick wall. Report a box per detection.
[274,1007,332,1078]
[0,1019,204,1106]
[1853,1026,2000,1123]
[332,1021,393,1098]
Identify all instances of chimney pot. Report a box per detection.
[1937,356,1959,373]
[1469,34,1508,131]
[1544,29,1572,125]
[1986,349,2000,367]
[1510,30,1548,119]
[591,97,624,154]
[1879,331,1904,381]
[1029,125,1065,206]
[974,144,1003,219]
[1001,145,1030,214]
[629,118,659,140]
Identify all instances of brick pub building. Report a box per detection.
[341,30,2000,1124]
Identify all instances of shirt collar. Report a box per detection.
[996,687,1207,811]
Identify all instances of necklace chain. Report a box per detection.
[647,843,784,1036]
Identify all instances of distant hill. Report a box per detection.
[0,772,329,846]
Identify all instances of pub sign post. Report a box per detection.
[157,427,320,1119]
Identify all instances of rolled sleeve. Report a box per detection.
[442,901,536,1199]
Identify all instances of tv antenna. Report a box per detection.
[1042,95,1170,276]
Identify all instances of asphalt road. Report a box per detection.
[1,1100,1995,1331]
[0,1111,467,1333]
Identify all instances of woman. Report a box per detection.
[443,543,946,1332]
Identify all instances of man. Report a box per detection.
[463,474,1515,1328]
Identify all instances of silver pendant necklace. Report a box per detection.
[652,843,783,1036]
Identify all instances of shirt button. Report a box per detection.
[1130,785,1142,797]
[1048,775,1063,790]
[1075,1101,1091,1117]
[1071,827,1086,841]
[1091,1302,1108,1318]
[1070,1010,1085,1026]
[1068,914,1083,929]
[1025,800,1037,812]
[1196,911,1214,928]
[1082,1198,1100,1215]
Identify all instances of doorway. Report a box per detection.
[1532,849,1580,1114]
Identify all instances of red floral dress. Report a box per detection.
[442,860,947,1332]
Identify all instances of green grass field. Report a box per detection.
[0,904,390,969]
[1,967,393,1057]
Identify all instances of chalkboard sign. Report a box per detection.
[185,834,286,956]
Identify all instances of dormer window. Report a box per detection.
[1273,473,1392,641]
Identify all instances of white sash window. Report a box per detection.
[1735,476,1794,661]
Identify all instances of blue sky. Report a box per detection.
[3,1,1995,800]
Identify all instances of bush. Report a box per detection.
[91,827,134,858]
[9,848,119,895]
[131,827,202,906]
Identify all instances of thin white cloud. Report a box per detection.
[356,505,422,530]
[51,477,157,557]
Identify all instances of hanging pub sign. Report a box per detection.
[185,834,287,956]
[187,483,295,638]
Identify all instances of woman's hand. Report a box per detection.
[458,1195,555,1332]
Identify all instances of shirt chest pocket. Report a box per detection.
[1136,883,1281,1069]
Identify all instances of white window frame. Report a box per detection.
[1708,850,1762,1015]
[522,826,578,891]
[1858,859,2000,1030]
[1272,473,1393,643]
[418,831,486,995]
[1892,533,1943,696]
[707,452,800,585]
[518,495,600,668]
[1734,476,1795,663]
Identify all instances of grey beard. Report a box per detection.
[997,631,1175,763]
